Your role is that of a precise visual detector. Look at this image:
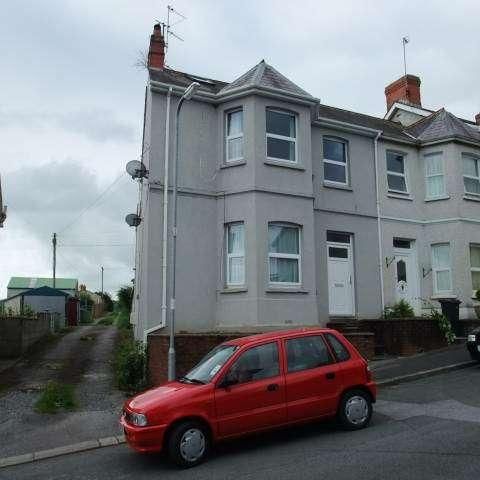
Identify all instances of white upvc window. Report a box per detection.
[323,137,348,185]
[226,222,245,286]
[386,151,408,193]
[226,109,244,162]
[424,153,446,198]
[266,109,297,163]
[432,243,452,294]
[470,244,480,293]
[268,223,301,285]
[462,153,480,195]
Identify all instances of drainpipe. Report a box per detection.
[374,131,386,314]
[143,86,172,344]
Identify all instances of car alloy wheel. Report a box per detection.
[179,428,206,463]
[338,389,372,430]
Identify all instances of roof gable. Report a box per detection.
[219,60,313,99]
[8,277,78,290]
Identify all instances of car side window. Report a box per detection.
[228,342,279,385]
[286,336,333,373]
[325,333,351,362]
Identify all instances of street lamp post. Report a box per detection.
[168,82,200,381]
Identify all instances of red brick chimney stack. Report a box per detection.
[148,24,165,70]
[385,75,422,111]
[475,113,480,126]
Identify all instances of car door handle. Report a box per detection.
[326,372,336,380]
[267,383,279,391]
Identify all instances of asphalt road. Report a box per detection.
[2,364,480,480]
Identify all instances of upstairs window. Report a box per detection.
[386,151,408,193]
[268,223,301,285]
[463,154,480,195]
[226,109,243,162]
[226,223,245,286]
[470,244,480,293]
[432,243,452,294]
[266,109,296,163]
[323,138,348,185]
[425,153,446,198]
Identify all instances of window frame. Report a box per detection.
[323,136,349,186]
[462,153,480,196]
[225,108,244,163]
[431,243,453,295]
[470,244,480,294]
[265,108,298,164]
[386,150,409,194]
[325,333,351,362]
[226,222,245,287]
[424,152,446,199]
[268,222,302,287]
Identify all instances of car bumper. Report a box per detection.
[120,416,167,453]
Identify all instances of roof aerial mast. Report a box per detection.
[156,4,187,62]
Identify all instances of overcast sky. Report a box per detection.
[1,0,479,298]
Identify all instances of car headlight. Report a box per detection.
[467,334,477,343]
[130,412,148,427]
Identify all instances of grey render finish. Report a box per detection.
[131,60,480,340]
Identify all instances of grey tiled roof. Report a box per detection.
[218,60,313,98]
[406,109,480,143]
[149,67,227,94]
[316,105,414,142]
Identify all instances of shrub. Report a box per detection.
[476,289,480,301]
[426,307,455,344]
[117,286,133,313]
[115,309,131,330]
[384,299,415,318]
[114,334,147,393]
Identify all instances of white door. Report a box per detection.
[327,243,355,316]
[393,250,419,313]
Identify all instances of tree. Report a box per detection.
[95,291,114,312]
[117,286,134,313]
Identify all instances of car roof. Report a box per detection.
[225,327,338,347]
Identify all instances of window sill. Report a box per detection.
[220,160,246,169]
[219,287,248,294]
[387,192,413,201]
[425,195,450,202]
[463,194,480,202]
[323,182,353,192]
[431,294,457,300]
[265,287,309,294]
[264,159,305,171]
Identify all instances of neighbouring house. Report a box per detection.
[131,25,480,375]
[7,277,78,298]
[0,285,77,328]
[78,284,105,320]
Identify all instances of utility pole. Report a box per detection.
[52,233,57,288]
[101,266,104,295]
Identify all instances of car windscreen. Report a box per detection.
[183,344,238,384]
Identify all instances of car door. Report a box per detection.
[284,335,341,422]
[214,341,286,438]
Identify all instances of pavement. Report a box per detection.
[0,338,477,473]
[2,365,480,479]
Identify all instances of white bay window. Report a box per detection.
[226,109,244,162]
[387,151,408,193]
[425,153,446,198]
[463,154,480,195]
[470,244,480,293]
[266,109,296,163]
[432,243,452,294]
[226,223,245,286]
[268,223,301,285]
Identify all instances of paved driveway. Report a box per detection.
[0,324,124,458]
[2,365,479,480]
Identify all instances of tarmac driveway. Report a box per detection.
[0,324,125,458]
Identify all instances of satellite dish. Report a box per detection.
[125,213,142,227]
[126,160,148,179]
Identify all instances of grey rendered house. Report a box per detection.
[131,25,480,342]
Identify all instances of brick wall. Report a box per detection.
[148,330,375,386]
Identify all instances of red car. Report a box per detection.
[121,328,376,467]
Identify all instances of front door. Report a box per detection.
[327,242,355,316]
[393,243,419,313]
[214,341,286,437]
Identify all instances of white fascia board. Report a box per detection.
[384,102,432,120]
[314,117,381,137]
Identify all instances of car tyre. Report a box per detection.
[167,420,210,468]
[337,389,372,430]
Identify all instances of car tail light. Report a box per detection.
[365,364,372,382]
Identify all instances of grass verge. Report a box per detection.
[35,381,77,413]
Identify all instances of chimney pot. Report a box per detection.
[148,23,165,70]
[475,113,480,126]
[385,74,422,111]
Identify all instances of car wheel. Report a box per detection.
[337,389,372,430]
[167,420,210,468]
